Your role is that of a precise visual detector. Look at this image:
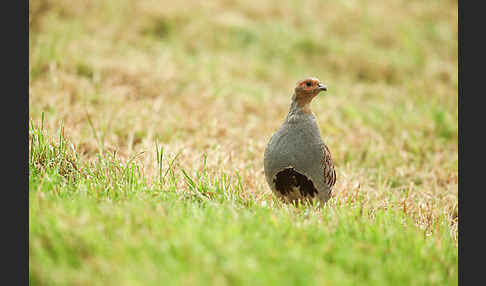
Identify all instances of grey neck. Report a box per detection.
[285,93,313,123]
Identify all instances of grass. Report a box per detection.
[29,0,458,285]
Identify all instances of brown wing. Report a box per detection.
[322,144,336,191]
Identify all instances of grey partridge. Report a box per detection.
[264,77,336,205]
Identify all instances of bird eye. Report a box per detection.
[306,81,312,87]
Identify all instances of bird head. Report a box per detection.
[293,77,327,111]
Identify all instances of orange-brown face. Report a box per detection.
[294,77,327,106]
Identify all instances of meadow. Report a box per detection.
[29,0,458,285]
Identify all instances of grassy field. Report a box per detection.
[29,0,458,285]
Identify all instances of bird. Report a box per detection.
[263,77,336,205]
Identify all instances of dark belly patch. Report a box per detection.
[273,167,318,198]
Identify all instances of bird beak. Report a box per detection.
[318,83,327,92]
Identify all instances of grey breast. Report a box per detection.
[264,113,330,199]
